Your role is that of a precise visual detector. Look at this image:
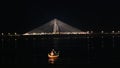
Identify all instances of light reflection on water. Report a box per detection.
[48,57,58,64]
[0,35,120,64]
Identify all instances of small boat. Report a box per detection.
[48,49,59,59]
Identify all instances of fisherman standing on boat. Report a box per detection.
[50,49,55,56]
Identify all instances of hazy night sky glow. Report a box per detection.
[1,0,120,33]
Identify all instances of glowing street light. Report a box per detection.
[90,31,93,34]
[112,31,115,34]
[118,31,120,33]
[101,31,104,34]
[2,33,4,35]
[15,32,17,35]
[87,31,89,34]
[8,33,10,35]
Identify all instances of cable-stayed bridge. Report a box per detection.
[23,18,89,35]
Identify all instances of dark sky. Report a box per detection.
[1,0,120,33]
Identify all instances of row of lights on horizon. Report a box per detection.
[86,30,120,34]
[0,31,120,35]
[1,33,17,35]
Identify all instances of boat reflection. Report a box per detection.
[48,49,59,64]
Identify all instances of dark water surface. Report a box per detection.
[0,35,120,66]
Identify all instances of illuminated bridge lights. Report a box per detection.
[23,18,89,35]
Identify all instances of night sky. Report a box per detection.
[1,0,120,34]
